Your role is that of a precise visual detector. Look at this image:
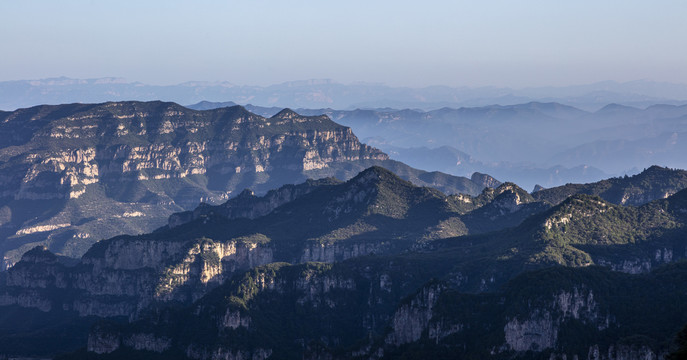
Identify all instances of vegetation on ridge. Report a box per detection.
[4,165,687,359]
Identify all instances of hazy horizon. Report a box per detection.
[2,1,686,88]
[6,76,687,91]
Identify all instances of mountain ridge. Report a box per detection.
[188,100,687,189]
[3,166,687,358]
[0,166,542,323]
[0,101,491,268]
[533,165,687,206]
[4,77,687,112]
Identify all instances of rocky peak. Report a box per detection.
[636,165,675,179]
[455,182,544,224]
[471,172,502,189]
[349,166,432,195]
[344,166,421,202]
[169,177,343,228]
[236,189,256,199]
[0,100,395,266]
[271,108,300,119]
[491,191,526,213]
[494,182,534,202]
[475,182,532,206]
[542,194,610,231]
[324,166,447,220]
[350,166,398,185]
[532,164,687,206]
[268,108,342,130]
[18,246,58,264]
[494,182,527,195]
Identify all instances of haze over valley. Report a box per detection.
[4,78,687,190]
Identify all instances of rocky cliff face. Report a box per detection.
[0,101,391,268]
[8,167,681,324]
[384,283,444,346]
[78,261,407,358]
[0,101,495,269]
[0,166,507,321]
[502,287,607,352]
[0,236,276,318]
[7,165,687,359]
[358,265,679,360]
[471,172,502,189]
[71,260,686,360]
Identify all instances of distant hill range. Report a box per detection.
[0,101,493,268]
[190,100,687,190]
[2,165,687,358]
[2,78,687,112]
[4,77,687,189]
[532,165,687,205]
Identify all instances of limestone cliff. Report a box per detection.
[0,101,494,269]
[0,235,276,318]
[71,261,687,360]
[77,261,405,358]
[0,167,482,318]
[0,101,389,268]
[359,265,680,360]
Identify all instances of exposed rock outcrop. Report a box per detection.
[0,101,493,269]
[0,101,389,267]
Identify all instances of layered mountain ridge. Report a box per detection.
[191,100,687,190]
[79,261,687,360]
[4,77,687,112]
[0,167,528,320]
[3,165,687,358]
[2,98,687,358]
[533,165,687,205]
[0,101,492,268]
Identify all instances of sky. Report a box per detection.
[1,0,686,88]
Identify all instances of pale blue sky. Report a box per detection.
[1,0,685,87]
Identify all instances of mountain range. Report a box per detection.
[1,165,687,359]
[4,78,687,190]
[0,101,498,269]
[189,101,687,190]
[2,78,687,112]
[2,94,687,359]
